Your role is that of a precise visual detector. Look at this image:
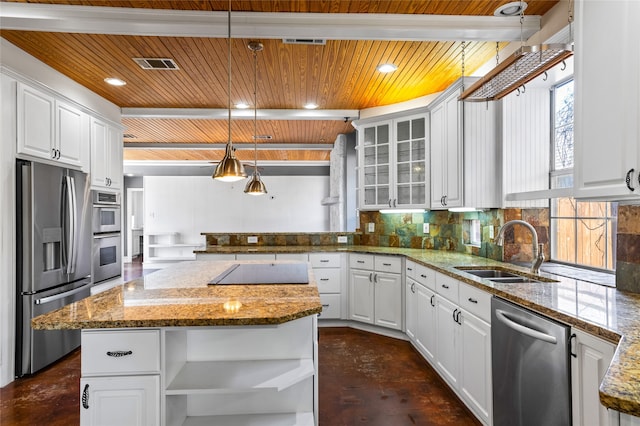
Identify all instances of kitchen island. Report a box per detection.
[32,260,322,426]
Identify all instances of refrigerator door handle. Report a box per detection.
[62,175,77,275]
[34,282,90,305]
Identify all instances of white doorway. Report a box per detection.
[126,188,144,263]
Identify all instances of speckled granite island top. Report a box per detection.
[200,245,640,416]
[31,260,322,330]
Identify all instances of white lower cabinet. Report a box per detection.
[80,376,160,426]
[349,254,403,330]
[571,328,616,426]
[415,281,437,364]
[310,253,344,320]
[80,316,317,426]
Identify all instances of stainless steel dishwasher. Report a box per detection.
[491,297,572,426]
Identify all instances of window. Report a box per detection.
[550,80,617,271]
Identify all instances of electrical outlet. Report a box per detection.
[367,222,375,233]
[337,236,348,243]
[423,223,430,234]
[489,226,494,239]
[247,236,258,244]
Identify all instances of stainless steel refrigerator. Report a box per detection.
[16,159,93,376]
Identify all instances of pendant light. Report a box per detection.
[244,41,268,195]
[213,0,247,182]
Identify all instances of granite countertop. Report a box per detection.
[31,260,322,330]
[199,245,640,416]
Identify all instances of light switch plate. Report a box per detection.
[489,226,494,239]
[367,223,375,233]
[337,236,348,243]
[423,223,430,234]
[247,236,258,244]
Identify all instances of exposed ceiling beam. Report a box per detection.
[0,3,541,42]
[124,143,334,150]
[121,108,359,121]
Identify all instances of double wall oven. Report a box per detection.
[92,190,122,283]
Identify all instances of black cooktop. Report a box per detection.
[208,263,309,285]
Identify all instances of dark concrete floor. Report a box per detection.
[1,262,480,425]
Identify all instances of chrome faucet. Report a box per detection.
[495,220,545,274]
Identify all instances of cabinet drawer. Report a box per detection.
[309,252,341,268]
[319,294,341,319]
[314,268,341,293]
[82,330,160,375]
[414,264,436,291]
[350,253,373,269]
[435,273,459,303]
[405,260,417,280]
[374,256,402,274]
[459,282,491,323]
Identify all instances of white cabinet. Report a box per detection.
[574,0,640,200]
[80,329,161,426]
[433,274,492,425]
[17,82,89,170]
[429,80,464,209]
[91,117,122,190]
[310,253,344,320]
[571,328,616,426]
[349,254,403,330]
[355,111,429,210]
[145,232,203,267]
[415,279,438,364]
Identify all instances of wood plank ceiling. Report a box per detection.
[1,0,560,165]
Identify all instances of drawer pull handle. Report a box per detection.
[357,260,365,264]
[407,267,413,271]
[320,278,329,281]
[322,304,330,308]
[320,259,330,263]
[468,297,478,304]
[430,295,436,307]
[420,274,427,278]
[106,350,133,357]
[441,284,450,289]
[82,384,89,409]
[383,263,392,266]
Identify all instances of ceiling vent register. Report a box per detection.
[133,58,180,70]
[282,38,326,45]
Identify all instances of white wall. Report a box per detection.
[144,176,330,243]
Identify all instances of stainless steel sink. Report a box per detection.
[488,276,541,284]
[454,268,519,278]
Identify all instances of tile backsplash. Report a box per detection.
[616,205,640,292]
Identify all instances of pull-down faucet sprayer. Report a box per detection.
[495,220,545,274]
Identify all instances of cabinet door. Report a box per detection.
[373,272,402,330]
[17,82,55,160]
[359,121,392,209]
[106,124,122,189]
[571,329,615,426]
[405,279,417,341]
[435,295,459,388]
[56,100,88,170]
[91,118,110,188]
[459,310,492,425]
[80,376,159,426]
[442,90,463,208]
[415,284,437,364]
[574,0,640,200]
[395,114,428,208]
[430,102,446,208]
[349,269,374,324]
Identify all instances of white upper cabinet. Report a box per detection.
[355,110,429,210]
[91,117,122,190]
[430,82,463,209]
[17,82,89,171]
[574,0,640,200]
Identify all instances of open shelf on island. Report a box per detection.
[181,412,315,426]
[165,359,315,395]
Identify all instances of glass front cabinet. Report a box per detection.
[355,110,429,210]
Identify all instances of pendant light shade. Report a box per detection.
[244,41,267,195]
[213,0,247,182]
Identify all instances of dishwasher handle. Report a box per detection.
[495,309,558,344]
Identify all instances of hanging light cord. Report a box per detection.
[253,45,258,169]
[227,0,232,146]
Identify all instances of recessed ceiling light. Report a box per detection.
[304,103,318,110]
[377,63,398,73]
[494,1,527,16]
[235,102,250,109]
[104,77,126,86]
